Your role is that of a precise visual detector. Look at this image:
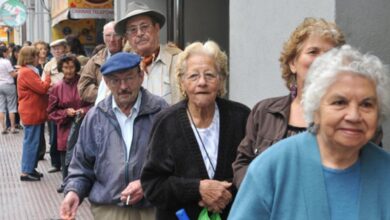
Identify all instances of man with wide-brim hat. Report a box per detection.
[60,52,168,220]
[115,1,182,105]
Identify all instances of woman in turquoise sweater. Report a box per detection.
[228,45,390,219]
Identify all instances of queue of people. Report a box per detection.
[3,1,390,220]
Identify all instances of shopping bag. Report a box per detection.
[198,208,221,220]
[65,113,83,166]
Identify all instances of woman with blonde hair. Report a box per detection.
[141,41,250,219]
[17,46,51,181]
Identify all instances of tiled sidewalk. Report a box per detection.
[0,129,93,220]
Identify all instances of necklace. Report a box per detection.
[187,107,216,177]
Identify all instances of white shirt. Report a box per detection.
[95,77,110,106]
[112,92,142,160]
[0,58,14,85]
[190,104,220,179]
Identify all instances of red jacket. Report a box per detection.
[17,66,51,125]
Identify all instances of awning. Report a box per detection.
[51,8,113,27]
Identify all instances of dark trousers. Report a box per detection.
[38,124,46,160]
[60,151,68,180]
[48,121,61,168]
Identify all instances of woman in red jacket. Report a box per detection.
[17,46,51,181]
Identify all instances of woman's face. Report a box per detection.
[315,72,378,152]
[289,34,335,91]
[36,44,48,58]
[62,61,77,82]
[181,54,220,109]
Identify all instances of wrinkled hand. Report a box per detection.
[66,108,77,117]
[76,109,85,117]
[120,180,144,205]
[199,180,232,213]
[60,191,80,220]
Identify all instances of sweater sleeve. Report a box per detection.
[228,156,273,220]
[47,85,70,125]
[141,114,201,210]
[20,68,51,94]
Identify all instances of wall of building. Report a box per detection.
[336,0,390,148]
[229,0,336,108]
[24,0,51,43]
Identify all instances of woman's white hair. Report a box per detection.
[302,45,390,131]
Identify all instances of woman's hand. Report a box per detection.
[199,179,232,213]
[66,108,77,117]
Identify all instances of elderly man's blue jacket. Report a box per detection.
[65,87,168,208]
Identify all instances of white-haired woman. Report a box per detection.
[228,45,390,219]
[141,41,250,220]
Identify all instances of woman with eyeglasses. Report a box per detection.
[17,46,51,181]
[47,54,91,192]
[141,41,250,220]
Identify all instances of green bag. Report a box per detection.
[198,208,222,220]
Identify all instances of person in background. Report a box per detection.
[43,39,68,174]
[33,40,50,160]
[0,46,18,134]
[141,41,250,220]
[5,45,22,130]
[65,34,89,67]
[228,45,390,220]
[23,41,32,47]
[47,54,91,193]
[77,21,123,105]
[60,52,167,220]
[232,17,346,187]
[17,46,51,181]
[115,1,182,104]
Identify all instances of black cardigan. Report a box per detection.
[141,98,250,220]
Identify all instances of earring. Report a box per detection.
[289,74,297,99]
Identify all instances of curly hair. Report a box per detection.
[175,40,228,98]
[302,45,390,130]
[57,54,81,73]
[279,17,346,89]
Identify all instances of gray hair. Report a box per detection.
[302,45,390,131]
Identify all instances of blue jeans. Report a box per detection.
[21,124,42,173]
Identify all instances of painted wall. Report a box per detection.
[336,0,390,148]
[229,0,335,108]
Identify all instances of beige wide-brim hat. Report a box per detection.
[115,2,165,36]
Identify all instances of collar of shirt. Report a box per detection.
[27,65,40,75]
[112,91,142,116]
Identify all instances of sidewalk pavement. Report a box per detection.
[0,129,93,220]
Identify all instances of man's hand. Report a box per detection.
[199,180,232,213]
[120,180,144,205]
[60,191,80,220]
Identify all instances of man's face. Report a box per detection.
[125,15,160,57]
[104,68,144,111]
[103,23,123,54]
[51,45,66,59]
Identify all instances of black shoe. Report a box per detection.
[57,185,65,193]
[21,174,41,181]
[32,169,44,178]
[48,167,61,173]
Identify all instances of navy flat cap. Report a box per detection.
[101,52,141,76]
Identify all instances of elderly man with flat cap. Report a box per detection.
[115,1,182,105]
[43,38,69,174]
[60,52,168,220]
